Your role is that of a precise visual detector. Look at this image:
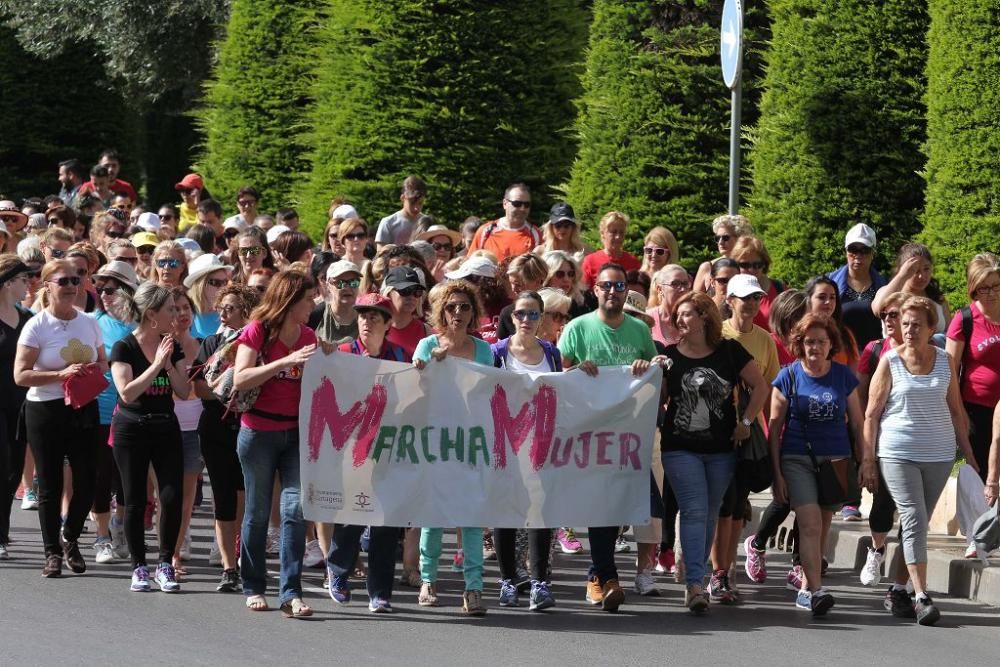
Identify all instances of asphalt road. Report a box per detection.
[2,498,998,667]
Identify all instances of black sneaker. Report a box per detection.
[217,568,241,592]
[63,541,86,574]
[915,595,941,626]
[883,586,916,618]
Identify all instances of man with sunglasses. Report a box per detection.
[827,223,887,349]
[310,260,361,345]
[558,262,658,613]
[375,176,431,249]
[465,183,542,262]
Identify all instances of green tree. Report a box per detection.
[195,0,321,215]
[748,0,928,286]
[295,0,587,237]
[919,0,1000,305]
[565,0,769,265]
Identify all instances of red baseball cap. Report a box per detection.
[354,293,395,319]
[174,173,204,191]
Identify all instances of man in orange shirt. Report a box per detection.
[465,182,542,263]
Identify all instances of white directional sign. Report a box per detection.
[721,0,743,89]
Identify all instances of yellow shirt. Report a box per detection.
[722,320,780,382]
[178,202,198,233]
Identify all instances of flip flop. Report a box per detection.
[280,598,313,619]
[246,594,269,611]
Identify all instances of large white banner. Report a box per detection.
[299,352,661,528]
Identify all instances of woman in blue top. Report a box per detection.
[770,313,864,617]
[412,279,492,616]
[490,290,562,612]
[89,261,138,564]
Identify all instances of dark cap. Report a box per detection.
[382,266,422,293]
[548,202,576,224]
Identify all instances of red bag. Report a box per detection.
[63,363,109,410]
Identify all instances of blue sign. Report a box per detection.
[721,0,743,89]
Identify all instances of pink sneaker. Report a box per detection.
[785,564,803,591]
[743,535,767,583]
[556,528,583,554]
[655,548,676,575]
[451,549,464,571]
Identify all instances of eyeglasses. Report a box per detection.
[207,278,228,288]
[736,293,764,302]
[596,280,627,293]
[50,248,66,258]
[547,312,569,323]
[812,293,836,303]
[117,255,138,265]
[846,245,873,256]
[553,269,576,280]
[217,304,239,314]
[156,258,180,269]
[96,286,118,296]
[49,276,81,287]
[342,232,366,242]
[513,309,541,322]
[715,234,732,244]
[879,310,900,321]
[444,302,473,314]
[397,286,425,298]
[137,246,155,255]
[329,278,361,289]
[738,261,765,271]
[237,199,256,208]
[661,280,690,290]
[506,199,530,209]
[239,246,264,257]
[432,242,454,252]
[975,283,1000,296]
[644,247,668,257]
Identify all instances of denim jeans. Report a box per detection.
[327,524,399,600]
[662,449,737,587]
[238,427,304,605]
[420,527,484,591]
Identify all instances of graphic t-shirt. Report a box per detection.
[558,312,656,367]
[110,333,184,415]
[947,303,1000,407]
[237,320,317,431]
[661,339,752,454]
[581,250,641,289]
[773,361,858,457]
[18,310,103,402]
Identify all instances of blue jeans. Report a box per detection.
[327,525,399,600]
[238,427,304,605]
[662,449,736,587]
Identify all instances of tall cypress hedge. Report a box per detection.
[295,0,587,237]
[748,0,928,287]
[195,0,320,215]
[565,0,769,263]
[919,0,1000,305]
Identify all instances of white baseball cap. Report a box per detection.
[136,212,161,232]
[844,223,876,249]
[445,255,497,280]
[266,224,291,245]
[727,274,766,298]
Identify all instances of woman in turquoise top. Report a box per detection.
[412,280,491,616]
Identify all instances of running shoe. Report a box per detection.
[513,566,532,593]
[860,547,884,587]
[708,569,735,605]
[614,535,631,553]
[179,533,192,561]
[498,579,519,607]
[633,568,660,596]
[20,488,38,510]
[601,579,625,612]
[130,565,151,592]
[964,542,979,559]
[329,571,351,604]
[94,538,115,564]
[155,564,180,592]
[368,597,393,614]
[795,588,812,611]
[585,576,604,605]
[110,515,129,560]
[883,585,916,618]
[208,541,222,566]
[463,590,487,616]
[556,528,583,554]
[529,580,555,611]
[743,535,767,583]
[482,531,497,560]
[217,568,241,592]
[810,587,835,616]
[0,543,8,560]
[63,540,86,574]
[451,548,464,571]
[915,594,941,626]
[840,505,862,522]
[265,527,280,555]
[785,564,804,592]
[655,547,676,575]
[303,539,324,568]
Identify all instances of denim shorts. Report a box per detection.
[181,430,204,474]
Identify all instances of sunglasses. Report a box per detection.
[553,269,576,280]
[96,286,119,296]
[397,286,425,298]
[159,214,176,221]
[880,310,900,321]
[156,258,181,269]
[239,246,264,257]
[715,234,732,244]
[714,276,731,285]
[330,278,361,289]
[117,256,139,265]
[26,269,41,278]
[50,249,66,258]
[507,199,530,209]
[644,247,668,256]
[596,280,627,293]
[49,276,81,287]
[553,219,575,230]
[207,278,228,288]
[738,261,765,271]
[0,215,20,224]
[342,231,366,242]
[432,242,454,252]
[736,293,764,302]
[444,302,473,314]
[846,245,873,256]
[513,309,541,322]
[137,246,155,255]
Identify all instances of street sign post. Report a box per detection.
[721,0,743,215]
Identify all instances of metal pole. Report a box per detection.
[728,75,742,215]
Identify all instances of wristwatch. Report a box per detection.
[741,417,753,428]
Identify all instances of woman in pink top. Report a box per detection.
[647,264,690,346]
[232,270,318,618]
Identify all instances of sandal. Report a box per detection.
[246,594,269,611]
[418,582,439,607]
[399,568,421,588]
[280,597,313,619]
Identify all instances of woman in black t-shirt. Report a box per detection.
[110,282,189,594]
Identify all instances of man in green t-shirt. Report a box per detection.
[558,262,657,613]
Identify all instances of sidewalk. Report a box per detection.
[747,490,1000,607]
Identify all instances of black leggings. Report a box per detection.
[24,400,100,557]
[495,527,552,582]
[112,411,183,568]
[91,425,123,515]
[198,407,243,521]
[967,401,995,483]
[660,482,677,550]
[752,499,794,554]
[0,402,28,545]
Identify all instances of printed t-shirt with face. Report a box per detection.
[557,311,657,367]
[661,338,752,454]
[773,361,859,457]
[580,250,641,289]
[110,333,184,415]
[18,310,104,402]
[237,319,317,431]
[947,303,1000,407]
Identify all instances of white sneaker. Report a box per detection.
[20,489,38,510]
[633,568,660,596]
[94,539,115,564]
[208,541,222,566]
[265,528,280,556]
[110,515,129,559]
[304,539,324,568]
[860,547,884,586]
[179,533,192,561]
[0,543,9,560]
[964,542,979,559]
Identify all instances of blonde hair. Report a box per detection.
[640,227,680,275]
[967,252,1000,299]
[711,214,752,237]
[541,250,583,304]
[900,295,939,331]
[598,210,630,233]
[539,220,585,255]
[730,236,772,271]
[538,286,571,315]
[648,263,688,308]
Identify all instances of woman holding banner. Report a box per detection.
[490,290,562,611]
[413,279,493,616]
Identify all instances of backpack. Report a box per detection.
[958,305,974,384]
[478,220,542,249]
[491,338,562,371]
